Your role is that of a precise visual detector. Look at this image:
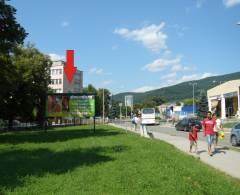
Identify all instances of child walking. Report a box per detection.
[189,122,199,153]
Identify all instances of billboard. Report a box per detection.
[125,95,133,108]
[46,94,95,117]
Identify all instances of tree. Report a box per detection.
[0,46,52,127]
[142,100,156,108]
[83,84,97,94]
[97,88,111,117]
[176,101,181,106]
[109,101,118,119]
[197,91,209,120]
[133,103,142,113]
[151,96,166,106]
[0,0,28,121]
[0,0,29,125]
[0,0,27,54]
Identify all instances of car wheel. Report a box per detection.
[231,136,238,146]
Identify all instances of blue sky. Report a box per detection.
[9,0,240,94]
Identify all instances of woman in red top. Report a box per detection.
[189,122,199,153]
[202,111,216,156]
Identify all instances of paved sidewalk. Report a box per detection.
[110,123,240,179]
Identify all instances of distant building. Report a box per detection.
[207,79,240,119]
[49,61,83,93]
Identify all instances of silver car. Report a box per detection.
[230,123,240,146]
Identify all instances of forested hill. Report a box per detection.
[113,71,240,104]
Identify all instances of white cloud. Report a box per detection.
[171,64,182,72]
[48,53,65,61]
[178,72,217,83]
[200,72,217,79]
[132,85,157,92]
[161,72,177,80]
[143,56,181,72]
[223,0,240,7]
[102,80,113,86]
[166,79,177,85]
[114,23,167,52]
[180,74,199,82]
[89,67,103,75]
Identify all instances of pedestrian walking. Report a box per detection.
[189,122,199,153]
[131,114,139,131]
[212,113,223,148]
[202,111,216,156]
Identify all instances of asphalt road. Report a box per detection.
[112,120,232,148]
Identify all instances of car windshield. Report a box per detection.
[142,108,154,114]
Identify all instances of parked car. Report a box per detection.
[230,123,240,146]
[175,118,202,131]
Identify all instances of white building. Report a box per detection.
[207,79,240,119]
[49,61,83,93]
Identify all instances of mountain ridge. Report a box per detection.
[113,71,240,104]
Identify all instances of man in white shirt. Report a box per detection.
[212,113,223,147]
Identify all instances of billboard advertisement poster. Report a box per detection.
[125,95,133,108]
[46,94,95,117]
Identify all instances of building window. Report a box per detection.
[59,79,62,84]
[75,75,81,81]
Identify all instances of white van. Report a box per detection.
[141,108,155,125]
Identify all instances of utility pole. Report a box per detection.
[125,106,127,119]
[119,103,122,121]
[103,88,105,124]
[190,82,197,116]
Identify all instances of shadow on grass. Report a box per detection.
[0,145,128,191]
[0,127,122,144]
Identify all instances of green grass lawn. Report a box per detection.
[0,125,240,194]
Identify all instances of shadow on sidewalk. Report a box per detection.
[213,147,228,155]
[197,150,207,155]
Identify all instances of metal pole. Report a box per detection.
[126,106,127,119]
[193,84,194,115]
[120,106,122,120]
[192,83,197,116]
[103,88,105,124]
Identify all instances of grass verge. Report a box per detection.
[0,125,240,194]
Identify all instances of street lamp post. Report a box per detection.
[119,103,122,121]
[189,82,197,116]
[103,88,105,124]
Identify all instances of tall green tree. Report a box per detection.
[1,46,52,126]
[151,96,166,106]
[83,85,111,117]
[197,91,209,120]
[0,0,27,54]
[0,0,28,120]
[98,88,111,117]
